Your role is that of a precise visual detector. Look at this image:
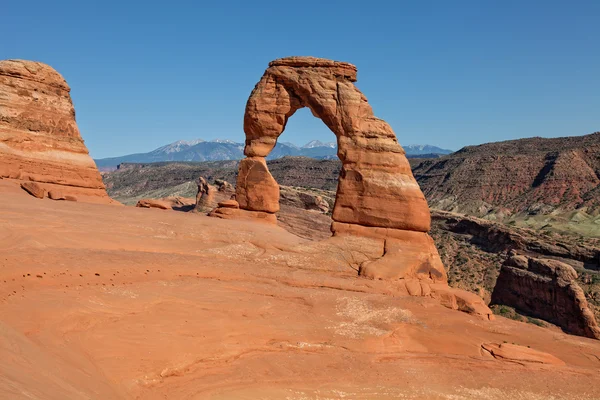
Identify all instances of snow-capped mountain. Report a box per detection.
[402,144,452,155]
[151,139,205,154]
[280,142,300,149]
[210,139,238,144]
[302,140,336,149]
[95,138,452,169]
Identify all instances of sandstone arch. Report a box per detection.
[212,57,451,285]
[239,57,431,233]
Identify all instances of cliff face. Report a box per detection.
[412,132,600,217]
[0,59,113,203]
[491,254,600,339]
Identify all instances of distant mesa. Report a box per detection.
[0,59,116,204]
[413,131,600,218]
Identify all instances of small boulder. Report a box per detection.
[215,179,234,192]
[65,195,78,202]
[136,199,171,210]
[48,190,66,200]
[217,199,240,209]
[20,182,45,199]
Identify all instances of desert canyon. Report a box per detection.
[1,57,600,400]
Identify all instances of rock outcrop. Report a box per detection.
[209,57,472,302]
[194,177,214,212]
[235,57,430,231]
[492,253,600,339]
[215,179,234,192]
[279,186,331,214]
[208,56,491,318]
[136,199,172,210]
[481,343,565,365]
[235,157,279,213]
[20,182,45,199]
[0,59,114,204]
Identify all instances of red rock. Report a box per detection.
[20,182,45,199]
[217,199,239,209]
[215,179,234,193]
[453,289,495,321]
[235,157,279,213]
[0,59,114,204]
[492,253,600,339]
[209,57,491,319]
[194,177,215,212]
[430,286,458,310]
[412,132,600,217]
[135,199,172,210]
[280,186,330,214]
[481,343,565,365]
[430,284,495,320]
[404,280,422,296]
[240,57,430,232]
[208,207,277,224]
[48,190,66,200]
[65,195,78,202]
[354,226,447,283]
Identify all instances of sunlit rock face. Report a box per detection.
[0,59,114,203]
[221,56,452,286]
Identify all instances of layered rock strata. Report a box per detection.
[412,132,600,217]
[194,177,214,212]
[211,56,447,284]
[492,253,600,339]
[0,59,114,204]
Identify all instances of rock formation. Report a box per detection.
[209,57,456,291]
[481,343,565,365]
[20,182,45,199]
[0,59,115,204]
[492,253,600,339]
[136,199,172,210]
[279,186,330,214]
[215,179,234,192]
[235,57,430,230]
[193,177,215,212]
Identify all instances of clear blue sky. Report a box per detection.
[3,0,599,158]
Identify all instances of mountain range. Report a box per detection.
[94,139,452,169]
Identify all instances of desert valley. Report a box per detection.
[1,55,600,400]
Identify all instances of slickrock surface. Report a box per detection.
[0,59,115,204]
[481,342,565,365]
[492,253,600,339]
[1,182,600,399]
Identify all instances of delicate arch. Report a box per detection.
[237,57,431,233]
